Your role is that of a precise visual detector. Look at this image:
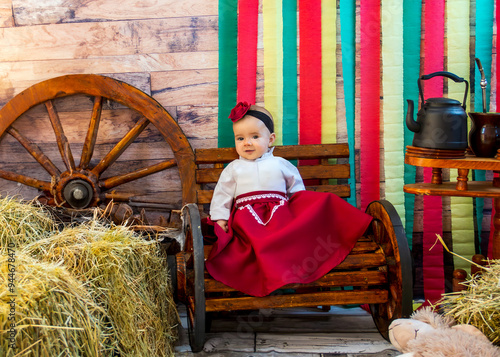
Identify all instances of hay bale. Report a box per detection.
[0,253,103,356]
[0,196,55,252]
[440,260,500,345]
[23,219,178,357]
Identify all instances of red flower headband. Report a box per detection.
[229,101,251,122]
[228,102,275,133]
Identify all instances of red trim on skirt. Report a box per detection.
[206,190,372,297]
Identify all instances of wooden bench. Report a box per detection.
[175,143,413,352]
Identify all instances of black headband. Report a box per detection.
[246,110,274,133]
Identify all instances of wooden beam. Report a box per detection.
[12,0,218,25]
[204,270,387,293]
[205,290,388,312]
[0,17,218,62]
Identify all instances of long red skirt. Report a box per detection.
[205,190,373,297]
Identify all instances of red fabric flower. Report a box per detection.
[229,102,251,122]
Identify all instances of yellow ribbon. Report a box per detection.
[382,0,405,222]
[446,0,475,273]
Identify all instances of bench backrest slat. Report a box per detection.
[196,164,350,184]
[195,143,349,164]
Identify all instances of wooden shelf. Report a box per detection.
[404,146,500,258]
[405,153,500,171]
[404,181,500,198]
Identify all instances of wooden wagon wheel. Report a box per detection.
[181,203,206,352]
[365,200,413,340]
[0,74,196,209]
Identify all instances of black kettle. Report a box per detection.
[406,71,469,150]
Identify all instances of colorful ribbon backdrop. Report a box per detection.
[218,0,496,303]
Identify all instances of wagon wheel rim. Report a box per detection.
[182,204,206,352]
[0,74,196,208]
[365,200,413,340]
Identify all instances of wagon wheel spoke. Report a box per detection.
[6,127,61,177]
[371,220,383,243]
[45,100,76,171]
[91,116,150,177]
[379,226,394,257]
[187,297,196,326]
[0,169,51,191]
[80,96,103,170]
[100,159,177,190]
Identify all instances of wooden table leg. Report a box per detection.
[493,198,500,259]
[431,168,442,184]
[456,168,469,191]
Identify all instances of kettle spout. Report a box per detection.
[406,99,420,133]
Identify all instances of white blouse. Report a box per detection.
[209,149,305,221]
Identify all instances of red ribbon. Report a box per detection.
[299,0,322,146]
[237,0,259,103]
[491,0,500,258]
[422,0,445,304]
[359,0,381,210]
[488,187,495,259]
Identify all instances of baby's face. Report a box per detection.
[233,116,275,160]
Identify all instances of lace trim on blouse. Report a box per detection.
[235,192,288,206]
[236,193,287,226]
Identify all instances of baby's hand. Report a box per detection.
[216,220,228,232]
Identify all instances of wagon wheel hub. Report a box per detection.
[53,172,99,209]
[63,179,94,209]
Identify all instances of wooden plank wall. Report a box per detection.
[0,0,220,208]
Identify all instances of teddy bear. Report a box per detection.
[388,307,500,357]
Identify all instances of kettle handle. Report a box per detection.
[418,71,469,110]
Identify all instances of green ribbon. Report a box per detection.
[218,0,238,148]
[403,0,422,247]
[339,0,356,206]
[282,0,298,145]
[474,0,494,251]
